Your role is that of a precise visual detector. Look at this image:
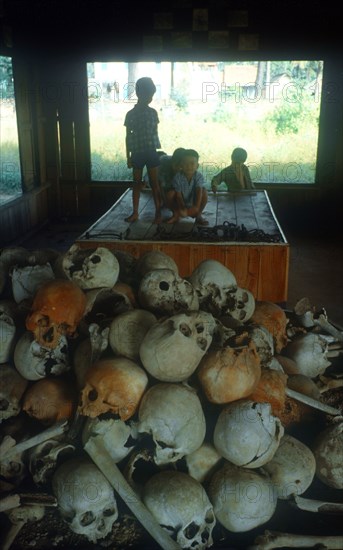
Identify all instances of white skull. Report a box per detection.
[0,300,18,363]
[226,286,255,322]
[282,332,331,378]
[109,309,157,361]
[28,438,76,486]
[263,434,316,499]
[312,421,343,489]
[138,268,199,315]
[208,462,277,532]
[52,457,118,543]
[0,364,28,423]
[61,244,120,289]
[189,259,237,317]
[82,416,138,464]
[143,471,216,550]
[14,331,70,380]
[139,311,216,382]
[246,324,275,366]
[138,383,206,465]
[136,250,179,278]
[11,263,55,303]
[213,400,284,468]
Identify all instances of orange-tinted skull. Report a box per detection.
[22,377,77,426]
[26,279,87,349]
[250,301,288,354]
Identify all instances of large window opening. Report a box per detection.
[0,55,22,203]
[87,60,323,186]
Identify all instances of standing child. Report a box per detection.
[166,148,208,225]
[211,147,255,193]
[124,77,162,223]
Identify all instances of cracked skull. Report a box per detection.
[78,357,148,420]
[0,363,28,423]
[138,268,199,315]
[52,457,118,543]
[213,399,284,468]
[25,279,87,349]
[139,311,216,382]
[143,471,216,550]
[14,331,70,380]
[61,244,120,290]
[137,383,206,465]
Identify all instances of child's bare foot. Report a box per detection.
[125,213,138,223]
[166,215,179,224]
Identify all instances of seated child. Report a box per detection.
[166,148,208,225]
[211,147,255,192]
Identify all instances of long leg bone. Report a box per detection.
[84,436,180,550]
[292,495,343,514]
[249,530,343,549]
[285,387,342,416]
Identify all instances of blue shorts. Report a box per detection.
[131,150,160,169]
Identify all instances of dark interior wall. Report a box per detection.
[1,0,342,236]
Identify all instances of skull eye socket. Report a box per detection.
[197,337,208,351]
[103,508,116,517]
[205,511,215,524]
[80,511,95,526]
[159,281,170,291]
[0,398,9,411]
[91,255,101,264]
[179,323,191,337]
[37,315,50,327]
[195,323,204,333]
[88,389,98,401]
[184,521,199,540]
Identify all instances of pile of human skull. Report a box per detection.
[0,244,342,550]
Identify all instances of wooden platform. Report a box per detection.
[76,189,289,302]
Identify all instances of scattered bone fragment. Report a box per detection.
[3,505,45,550]
[294,297,343,343]
[292,495,343,514]
[249,529,343,549]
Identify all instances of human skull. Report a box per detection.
[61,244,120,290]
[213,400,284,468]
[197,337,261,404]
[138,268,199,315]
[224,286,256,322]
[10,263,55,303]
[136,250,178,279]
[139,311,216,382]
[143,471,216,550]
[138,383,206,465]
[52,457,118,543]
[312,421,343,489]
[78,357,148,420]
[14,331,70,380]
[109,309,157,361]
[189,259,240,318]
[28,437,76,486]
[22,377,77,426]
[0,300,18,363]
[282,332,331,378]
[208,462,277,532]
[263,434,316,499]
[81,287,133,336]
[26,279,87,349]
[246,324,275,366]
[250,301,288,353]
[0,364,28,423]
[82,416,138,464]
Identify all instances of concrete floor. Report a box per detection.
[8,219,343,327]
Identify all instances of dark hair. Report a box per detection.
[135,77,156,98]
[231,147,247,163]
[171,147,186,163]
[183,148,199,160]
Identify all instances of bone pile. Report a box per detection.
[0,244,342,550]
